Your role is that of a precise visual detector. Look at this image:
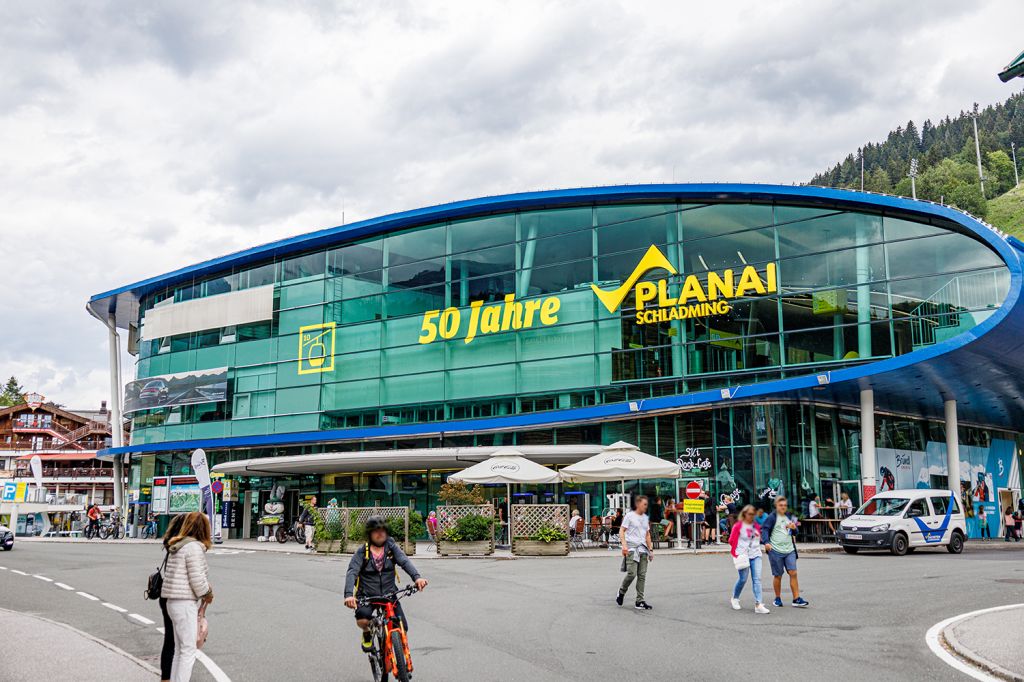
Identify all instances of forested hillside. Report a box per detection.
[809,91,1024,233]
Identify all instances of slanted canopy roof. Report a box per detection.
[999,49,1024,82]
[448,448,560,485]
[559,441,680,483]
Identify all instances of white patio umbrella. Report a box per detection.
[558,441,681,493]
[448,449,560,540]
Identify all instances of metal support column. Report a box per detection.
[860,389,877,500]
[107,314,124,510]
[945,399,960,494]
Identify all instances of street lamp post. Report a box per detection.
[908,158,918,200]
[1013,142,1020,188]
[972,110,986,198]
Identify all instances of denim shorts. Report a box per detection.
[768,550,798,576]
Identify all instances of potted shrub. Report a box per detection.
[386,512,426,555]
[314,507,346,554]
[513,522,569,556]
[437,513,494,556]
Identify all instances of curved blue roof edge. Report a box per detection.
[88,183,1011,309]
[96,184,1024,456]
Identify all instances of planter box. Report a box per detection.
[437,540,493,556]
[512,539,569,556]
[316,539,345,554]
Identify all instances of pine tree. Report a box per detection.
[0,377,24,407]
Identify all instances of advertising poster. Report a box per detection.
[191,448,218,542]
[168,477,201,513]
[123,367,228,414]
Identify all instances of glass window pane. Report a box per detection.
[681,203,773,241]
[682,227,775,273]
[779,245,884,289]
[526,231,592,267]
[777,212,882,258]
[384,286,444,318]
[520,355,594,393]
[884,216,946,240]
[595,205,675,255]
[278,280,325,309]
[330,241,384,276]
[886,233,1003,279]
[519,207,592,239]
[525,260,592,295]
[452,244,516,278]
[280,252,325,283]
[389,259,445,290]
[450,214,515,252]
[387,225,446,266]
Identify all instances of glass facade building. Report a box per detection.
[89,185,1024,538]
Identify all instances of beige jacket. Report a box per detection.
[161,537,212,601]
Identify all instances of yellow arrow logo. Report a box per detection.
[590,244,677,313]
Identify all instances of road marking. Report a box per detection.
[33,574,53,582]
[197,650,232,682]
[156,627,165,634]
[76,591,99,601]
[925,603,1024,681]
[10,569,27,575]
[54,582,74,590]
[102,602,128,613]
[0,566,7,570]
[129,613,155,625]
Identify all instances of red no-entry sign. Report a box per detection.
[685,481,702,499]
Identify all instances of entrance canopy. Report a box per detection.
[210,444,604,476]
[559,441,681,483]
[448,449,560,485]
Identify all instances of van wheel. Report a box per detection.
[890,533,909,556]
[842,546,859,554]
[947,531,964,554]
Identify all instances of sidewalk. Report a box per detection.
[941,604,1024,681]
[0,607,156,681]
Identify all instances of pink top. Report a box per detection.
[729,521,763,559]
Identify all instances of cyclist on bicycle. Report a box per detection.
[344,516,428,653]
[86,503,101,537]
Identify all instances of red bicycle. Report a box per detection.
[357,585,418,682]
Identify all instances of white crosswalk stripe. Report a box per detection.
[129,613,155,625]
[54,582,74,590]
[102,602,128,613]
[33,575,53,582]
[76,591,99,601]
[10,569,27,575]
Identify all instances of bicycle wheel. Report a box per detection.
[274,526,287,543]
[369,630,388,682]
[99,526,110,540]
[390,630,410,682]
[114,525,125,540]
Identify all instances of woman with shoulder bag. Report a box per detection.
[156,515,186,682]
[161,512,214,682]
[729,505,769,614]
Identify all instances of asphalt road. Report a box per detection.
[2,541,1023,681]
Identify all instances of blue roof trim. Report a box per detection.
[97,184,1024,455]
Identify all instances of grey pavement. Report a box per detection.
[0,607,155,681]
[2,540,1024,681]
[943,604,1024,681]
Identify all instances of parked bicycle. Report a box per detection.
[357,585,418,682]
[98,519,124,540]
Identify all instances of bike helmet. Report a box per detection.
[365,515,388,534]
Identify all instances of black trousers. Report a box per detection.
[159,597,174,680]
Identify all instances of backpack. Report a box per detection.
[145,550,169,600]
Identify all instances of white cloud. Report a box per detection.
[0,0,1021,407]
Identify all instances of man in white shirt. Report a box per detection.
[616,495,654,610]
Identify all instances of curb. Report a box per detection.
[940,605,1024,682]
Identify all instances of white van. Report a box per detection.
[837,488,967,556]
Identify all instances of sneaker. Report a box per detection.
[730,598,741,611]
[754,603,771,614]
[792,597,809,608]
[361,632,373,653]
[634,601,653,610]
[773,598,784,608]
[615,592,624,607]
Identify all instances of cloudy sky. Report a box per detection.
[1,0,1022,408]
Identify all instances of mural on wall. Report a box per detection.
[875,439,1021,538]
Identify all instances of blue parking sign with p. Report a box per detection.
[2,482,16,502]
